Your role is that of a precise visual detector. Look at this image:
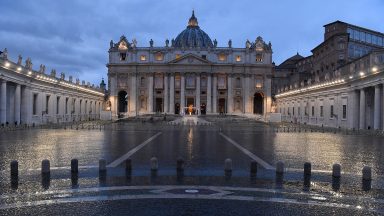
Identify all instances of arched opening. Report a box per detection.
[253,93,263,114]
[218,98,226,114]
[118,91,128,113]
[175,103,180,114]
[200,103,206,115]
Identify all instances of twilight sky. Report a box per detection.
[1,0,383,86]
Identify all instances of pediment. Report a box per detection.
[168,53,211,65]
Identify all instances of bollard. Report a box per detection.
[125,159,132,171]
[304,162,311,176]
[41,159,50,174]
[332,163,341,178]
[176,158,184,172]
[250,161,258,176]
[362,166,372,181]
[10,160,18,177]
[224,158,232,172]
[150,157,158,171]
[99,159,107,173]
[71,159,78,173]
[276,161,284,175]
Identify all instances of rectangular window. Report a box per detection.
[155,53,163,61]
[65,98,69,114]
[120,53,126,61]
[311,106,314,116]
[236,55,241,62]
[201,55,207,59]
[218,54,227,61]
[320,106,323,117]
[46,95,50,114]
[330,105,334,118]
[256,54,263,62]
[33,94,38,115]
[56,97,60,114]
[175,54,181,59]
[293,107,295,116]
[298,107,301,116]
[140,55,146,61]
[72,99,75,113]
[342,105,347,119]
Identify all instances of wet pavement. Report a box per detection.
[0,116,383,215]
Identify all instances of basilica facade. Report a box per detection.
[107,11,273,118]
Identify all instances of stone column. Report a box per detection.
[1,80,6,124]
[180,74,185,112]
[164,74,169,113]
[213,75,217,113]
[169,74,175,114]
[196,74,200,115]
[15,84,21,125]
[207,75,212,113]
[374,85,381,129]
[359,88,366,130]
[148,75,153,113]
[130,75,137,115]
[227,75,233,113]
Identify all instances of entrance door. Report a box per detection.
[218,98,226,114]
[186,98,195,114]
[155,98,163,113]
[253,93,263,114]
[200,103,206,115]
[118,91,128,113]
[175,103,180,114]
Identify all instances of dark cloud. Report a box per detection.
[1,0,383,85]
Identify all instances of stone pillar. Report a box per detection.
[213,75,217,113]
[180,75,185,112]
[164,74,169,113]
[15,84,21,125]
[148,75,153,113]
[1,80,6,124]
[207,75,212,113]
[196,74,200,115]
[130,75,137,115]
[374,85,381,129]
[359,88,366,130]
[227,75,233,113]
[169,74,175,114]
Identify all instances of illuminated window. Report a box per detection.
[218,54,227,61]
[255,78,263,88]
[236,55,241,62]
[140,55,146,61]
[176,54,181,59]
[155,53,163,61]
[256,54,263,62]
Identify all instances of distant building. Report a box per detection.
[107,11,274,118]
[275,21,384,129]
[0,49,105,126]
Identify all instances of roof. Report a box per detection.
[276,53,304,69]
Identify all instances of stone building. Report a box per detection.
[275,21,384,129]
[0,49,105,126]
[107,11,274,118]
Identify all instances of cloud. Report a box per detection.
[1,0,383,86]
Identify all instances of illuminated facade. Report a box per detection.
[107,11,273,118]
[275,21,384,129]
[0,49,105,126]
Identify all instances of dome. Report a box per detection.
[173,11,213,48]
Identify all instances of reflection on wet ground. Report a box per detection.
[0,117,383,214]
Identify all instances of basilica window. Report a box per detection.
[120,52,127,61]
[175,54,181,59]
[217,76,227,89]
[311,106,314,116]
[56,97,60,114]
[155,53,164,61]
[186,75,195,89]
[330,105,334,118]
[218,54,227,61]
[256,54,263,62]
[236,55,241,62]
[255,77,263,89]
[201,77,207,87]
[140,77,145,86]
[140,55,146,61]
[201,55,207,60]
[235,77,241,88]
[65,98,69,114]
[342,105,347,119]
[154,75,164,89]
[320,106,324,117]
